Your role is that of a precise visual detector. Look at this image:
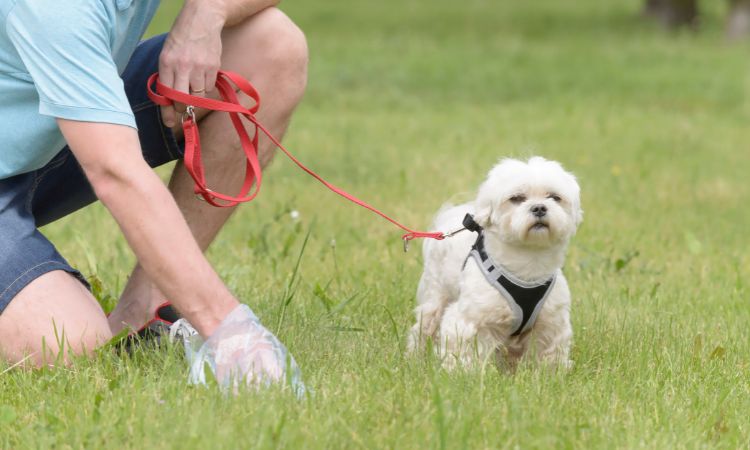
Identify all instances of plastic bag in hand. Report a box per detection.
[171,304,305,397]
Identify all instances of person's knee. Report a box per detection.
[32,323,111,366]
[2,317,111,367]
[0,270,112,367]
[232,8,309,102]
[60,320,112,359]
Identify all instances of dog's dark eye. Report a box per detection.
[509,194,526,204]
[547,193,562,202]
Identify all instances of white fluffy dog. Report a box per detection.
[408,157,582,370]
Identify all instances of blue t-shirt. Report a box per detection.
[0,0,160,179]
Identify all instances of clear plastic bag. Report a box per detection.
[171,304,306,397]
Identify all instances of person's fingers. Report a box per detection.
[190,71,207,99]
[158,68,176,128]
[173,71,190,116]
[205,68,218,95]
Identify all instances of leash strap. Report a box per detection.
[146,70,444,242]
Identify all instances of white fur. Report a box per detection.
[407,157,582,371]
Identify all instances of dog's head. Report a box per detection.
[473,157,582,248]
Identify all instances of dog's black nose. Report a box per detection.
[530,204,547,217]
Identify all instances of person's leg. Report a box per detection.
[0,271,111,366]
[109,8,308,333]
[0,171,111,367]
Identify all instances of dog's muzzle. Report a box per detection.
[530,204,547,218]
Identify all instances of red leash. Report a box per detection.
[146,70,446,246]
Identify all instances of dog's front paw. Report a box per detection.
[538,356,574,372]
[408,308,445,353]
[439,352,458,371]
[437,334,482,371]
[438,348,474,371]
[407,324,437,354]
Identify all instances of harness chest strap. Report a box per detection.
[462,214,556,336]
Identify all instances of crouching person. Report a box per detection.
[0,0,307,394]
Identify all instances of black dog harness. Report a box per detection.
[461,214,556,336]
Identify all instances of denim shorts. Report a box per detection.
[0,34,183,314]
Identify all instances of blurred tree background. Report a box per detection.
[726,0,750,37]
[644,0,750,38]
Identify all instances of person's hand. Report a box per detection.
[178,304,306,397]
[158,1,225,127]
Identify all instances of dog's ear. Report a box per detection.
[574,206,584,228]
[570,188,583,228]
[473,204,493,228]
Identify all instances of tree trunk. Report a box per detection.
[727,0,750,40]
[642,0,699,29]
[643,0,663,17]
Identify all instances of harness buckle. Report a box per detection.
[462,213,483,233]
[182,105,196,124]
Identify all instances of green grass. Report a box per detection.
[2,0,750,448]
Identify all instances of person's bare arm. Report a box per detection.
[201,0,283,27]
[57,119,236,338]
[159,0,281,127]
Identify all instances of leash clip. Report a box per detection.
[182,105,196,124]
[195,188,213,202]
[442,227,467,239]
[403,236,410,253]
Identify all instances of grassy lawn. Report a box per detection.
[2,0,750,448]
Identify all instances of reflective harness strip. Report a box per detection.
[462,215,556,336]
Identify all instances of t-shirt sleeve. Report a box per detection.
[6,1,136,128]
